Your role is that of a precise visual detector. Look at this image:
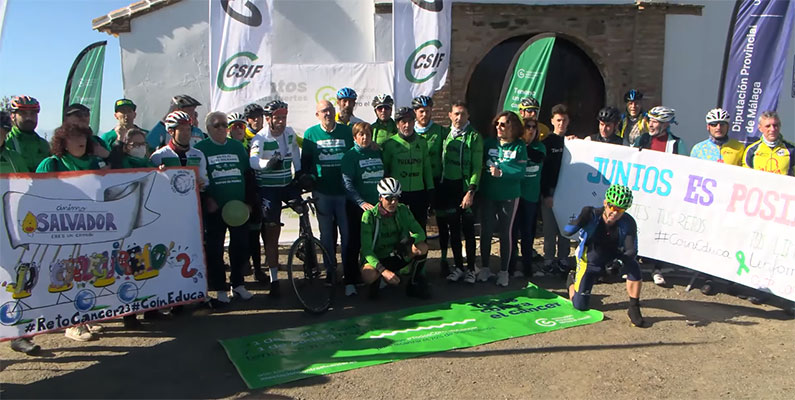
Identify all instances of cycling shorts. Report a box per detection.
[571,252,641,311]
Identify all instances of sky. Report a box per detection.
[0,0,130,138]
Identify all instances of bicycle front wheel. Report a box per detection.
[286,236,333,314]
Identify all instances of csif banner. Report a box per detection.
[0,168,208,340]
[719,0,795,144]
[210,0,274,112]
[63,41,107,134]
[393,0,451,107]
[554,140,795,302]
[500,35,556,115]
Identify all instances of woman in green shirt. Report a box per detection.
[510,118,546,278]
[477,112,527,288]
[36,123,106,173]
[107,129,153,170]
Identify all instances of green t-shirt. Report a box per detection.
[121,155,154,169]
[0,146,29,173]
[341,145,384,206]
[441,124,483,191]
[480,137,527,201]
[416,122,449,180]
[360,203,426,267]
[520,141,546,202]
[382,133,434,193]
[301,123,354,196]
[6,126,50,172]
[194,138,249,208]
[372,118,397,147]
[36,153,105,173]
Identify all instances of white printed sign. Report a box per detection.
[554,140,795,301]
[0,169,208,339]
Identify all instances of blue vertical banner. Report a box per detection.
[720,0,795,144]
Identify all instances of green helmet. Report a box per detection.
[605,184,633,209]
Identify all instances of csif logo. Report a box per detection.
[315,85,338,105]
[411,0,444,12]
[217,52,266,92]
[404,40,446,84]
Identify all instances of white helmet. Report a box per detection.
[165,110,192,129]
[377,177,402,197]
[227,112,245,125]
[647,106,676,123]
[705,108,730,124]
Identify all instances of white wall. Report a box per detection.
[663,0,795,148]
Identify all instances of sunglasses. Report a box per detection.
[495,121,508,128]
[384,195,400,202]
[606,203,626,213]
[708,122,724,127]
[525,124,537,130]
[229,122,245,129]
[376,106,392,111]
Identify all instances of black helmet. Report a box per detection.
[171,94,201,108]
[411,95,433,109]
[264,100,288,115]
[244,103,265,118]
[519,97,540,110]
[394,106,415,122]
[597,106,620,123]
[623,89,643,102]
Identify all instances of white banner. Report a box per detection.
[0,169,207,340]
[554,140,795,301]
[393,0,451,107]
[210,0,273,112]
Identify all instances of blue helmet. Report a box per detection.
[624,89,643,102]
[336,87,357,100]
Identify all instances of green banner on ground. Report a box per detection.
[501,36,555,113]
[220,284,602,389]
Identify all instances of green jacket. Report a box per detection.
[6,126,50,172]
[441,124,483,191]
[416,122,449,180]
[481,137,527,201]
[382,133,434,192]
[360,203,426,267]
[0,145,29,173]
[372,118,397,147]
[120,155,154,169]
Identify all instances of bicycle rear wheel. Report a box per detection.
[287,236,333,314]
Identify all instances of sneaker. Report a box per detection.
[496,271,509,287]
[652,271,666,286]
[216,290,231,303]
[700,280,715,296]
[86,324,104,333]
[10,338,40,355]
[463,270,477,284]
[532,269,545,277]
[541,260,555,274]
[446,267,464,282]
[269,280,280,297]
[232,285,254,300]
[65,325,94,341]
[512,270,525,278]
[345,284,358,297]
[557,259,571,274]
[477,268,495,282]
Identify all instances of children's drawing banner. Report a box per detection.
[0,168,208,340]
[554,140,795,301]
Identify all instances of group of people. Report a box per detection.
[1,85,791,354]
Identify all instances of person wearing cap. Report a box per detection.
[195,111,254,305]
[336,87,364,126]
[147,94,206,150]
[371,94,397,146]
[0,110,29,173]
[691,108,744,166]
[63,103,111,160]
[617,89,649,146]
[517,97,551,141]
[5,95,50,172]
[632,106,686,154]
[382,107,435,231]
[101,98,148,149]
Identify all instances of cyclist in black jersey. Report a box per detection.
[564,184,646,327]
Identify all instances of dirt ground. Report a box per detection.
[1,238,794,400]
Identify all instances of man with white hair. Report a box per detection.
[743,111,794,176]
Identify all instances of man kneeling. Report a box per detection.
[360,177,431,299]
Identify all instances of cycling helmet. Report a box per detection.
[227,112,245,126]
[244,103,265,118]
[624,89,643,102]
[705,108,730,124]
[10,95,40,113]
[394,106,415,122]
[377,177,402,197]
[164,110,192,129]
[171,94,201,109]
[647,106,676,123]
[264,100,288,116]
[518,97,540,110]
[372,94,394,108]
[597,106,620,123]
[411,95,433,109]
[336,87,357,100]
[604,184,633,209]
[0,111,12,131]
